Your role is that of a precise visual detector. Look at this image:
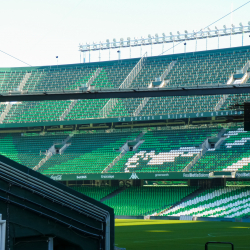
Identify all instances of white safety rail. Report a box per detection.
[87,68,102,90]
[60,68,102,121]
[215,61,250,111]
[100,53,147,117]
[134,60,176,116]
[0,214,6,250]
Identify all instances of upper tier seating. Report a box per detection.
[0,46,249,124]
[0,71,26,92]
[161,186,250,218]
[103,186,198,216]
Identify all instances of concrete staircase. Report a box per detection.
[133,61,176,116]
[183,128,226,172]
[0,72,31,124]
[19,72,31,92]
[33,132,75,171]
[103,132,145,173]
[60,69,102,121]
[155,187,205,216]
[100,187,127,202]
[100,53,147,118]
[215,61,250,111]
[102,150,127,173]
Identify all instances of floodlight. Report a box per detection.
[170,32,173,35]
[177,31,180,34]
[127,37,130,40]
[141,37,145,44]
[231,24,235,27]
[155,33,159,42]
[215,26,218,30]
[120,38,124,47]
[162,33,165,36]
[248,21,250,25]
[239,22,243,27]
[148,34,152,43]
[106,40,110,48]
[184,30,188,34]
[207,27,211,31]
[113,39,116,47]
[134,37,138,44]
[223,25,227,34]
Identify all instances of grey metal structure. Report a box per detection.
[1,84,250,102]
[79,24,250,53]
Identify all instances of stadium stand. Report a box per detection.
[0,46,249,124]
[1,124,250,174]
[160,186,250,218]
[1,45,250,223]
[192,126,250,172]
[109,126,220,173]
[103,186,198,216]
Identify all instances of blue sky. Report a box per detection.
[0,0,249,67]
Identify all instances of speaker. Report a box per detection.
[244,102,250,131]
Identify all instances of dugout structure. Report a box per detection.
[0,155,114,250]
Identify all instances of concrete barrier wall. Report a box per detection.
[115,215,250,223]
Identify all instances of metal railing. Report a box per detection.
[160,61,176,81]
[100,53,147,117]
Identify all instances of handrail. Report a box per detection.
[100,53,147,117]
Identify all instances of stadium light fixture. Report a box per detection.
[106,39,110,48]
[223,25,227,34]
[162,33,166,41]
[127,37,130,46]
[155,33,159,42]
[79,23,250,59]
[120,38,124,47]
[177,31,181,39]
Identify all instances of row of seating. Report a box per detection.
[103,186,198,216]
[0,46,249,123]
[161,186,250,218]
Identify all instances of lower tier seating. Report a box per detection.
[70,186,118,201]
[103,186,198,216]
[161,186,250,218]
[192,126,250,172]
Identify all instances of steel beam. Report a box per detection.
[0,84,250,102]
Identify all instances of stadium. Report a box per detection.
[1,1,250,250]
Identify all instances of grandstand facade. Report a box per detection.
[0,45,250,220]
